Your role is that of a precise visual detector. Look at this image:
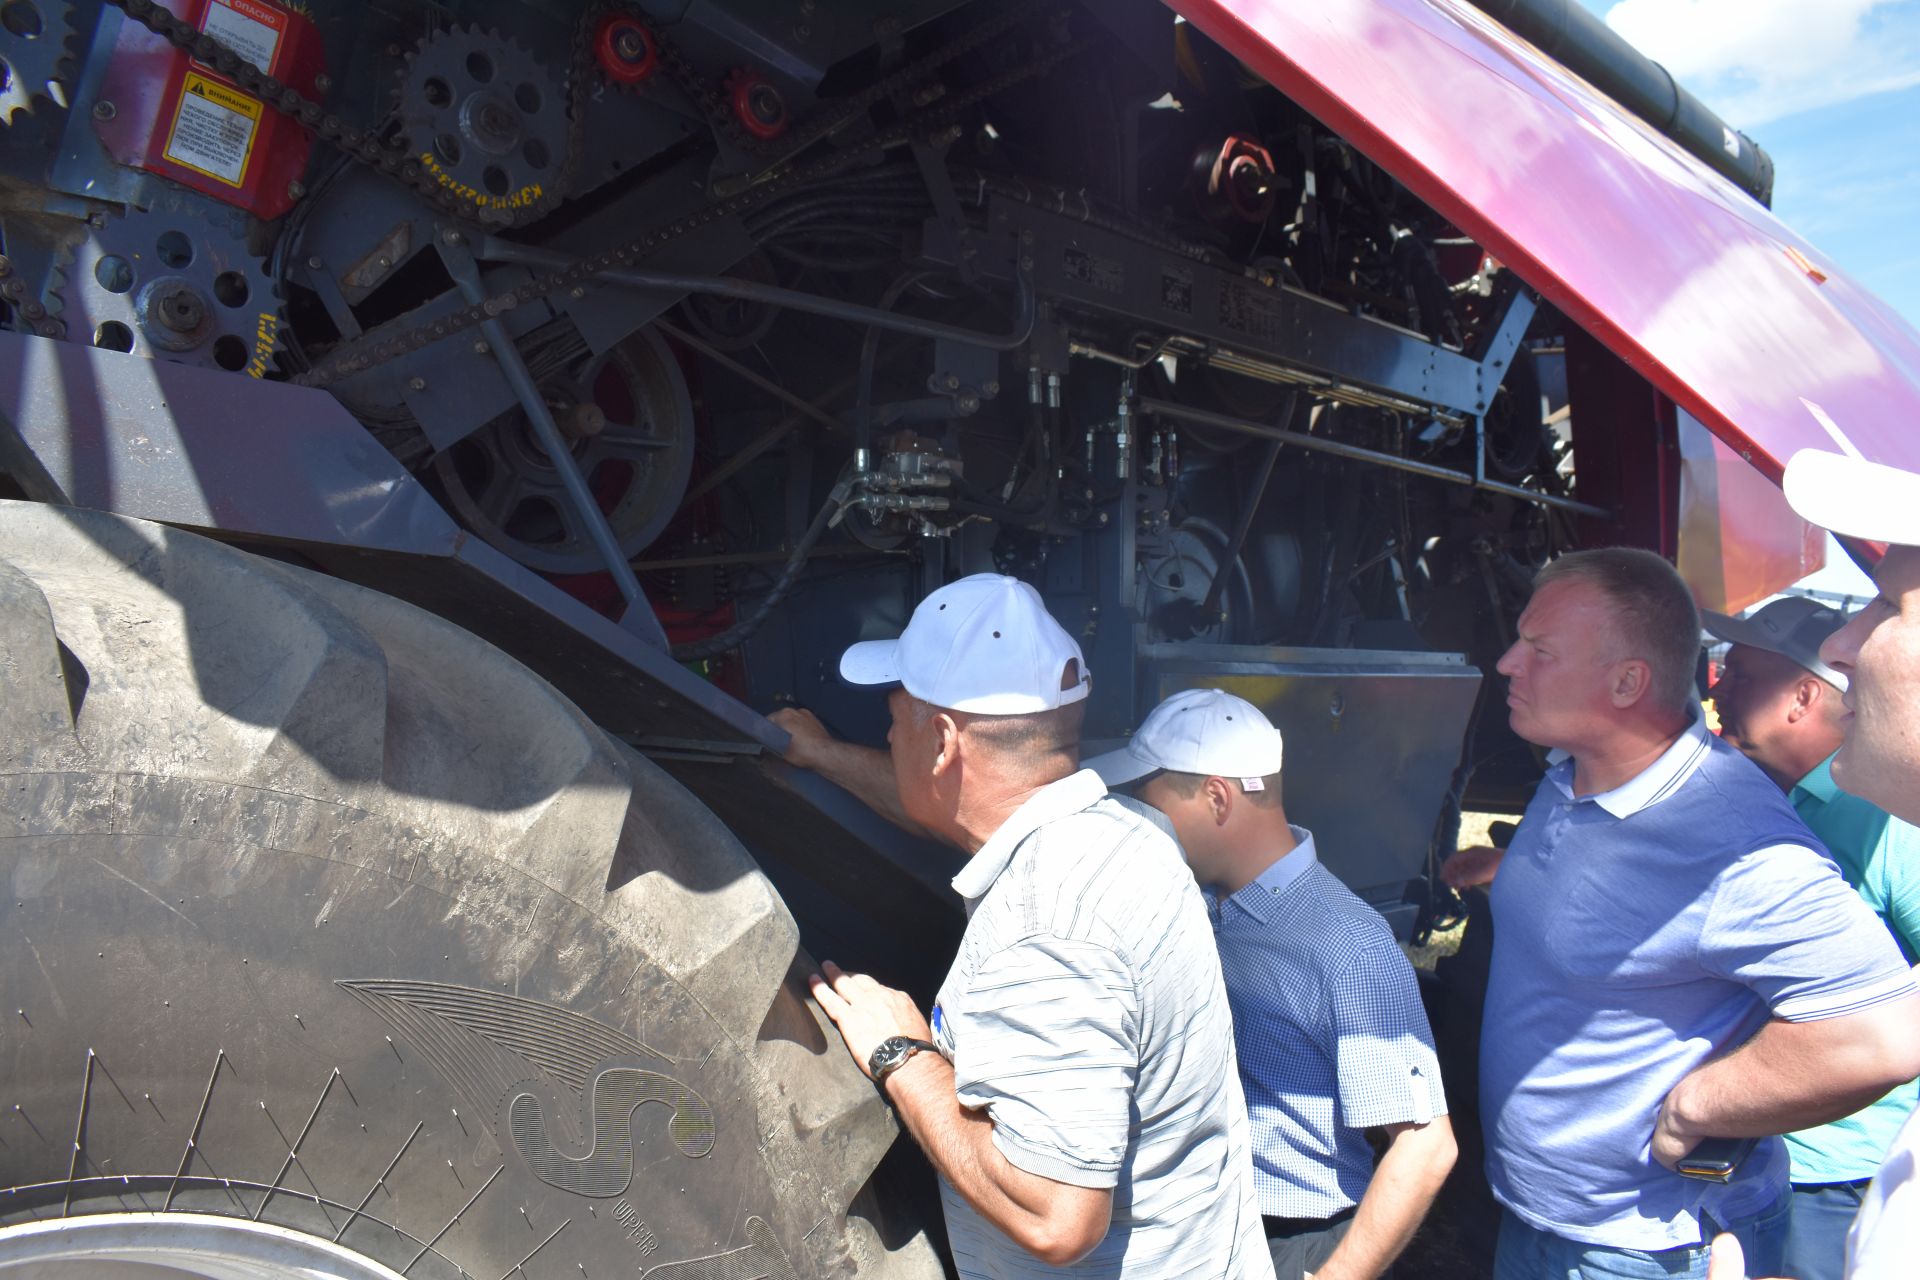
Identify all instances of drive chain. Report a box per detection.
[293,38,1085,389]
[92,0,1077,385]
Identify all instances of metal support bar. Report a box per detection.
[657,319,853,443]
[1139,397,1611,518]
[1473,283,1538,375]
[449,266,667,648]
[1199,394,1296,623]
[481,239,1036,352]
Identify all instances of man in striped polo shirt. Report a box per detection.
[1086,688,1456,1280]
[1478,547,1920,1280]
[772,574,1271,1278]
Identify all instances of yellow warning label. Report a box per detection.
[165,70,263,187]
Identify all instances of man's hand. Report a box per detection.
[1440,844,1505,891]
[768,706,836,771]
[1650,1092,1702,1170]
[1708,1233,1746,1280]
[808,960,933,1078]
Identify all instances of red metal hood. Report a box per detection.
[1167,0,1920,481]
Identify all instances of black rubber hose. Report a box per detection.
[747,197,934,241]
[670,492,840,663]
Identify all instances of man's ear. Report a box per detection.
[1787,677,1822,724]
[1205,776,1235,826]
[930,712,962,777]
[1610,659,1652,708]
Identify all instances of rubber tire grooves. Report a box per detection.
[0,500,939,1279]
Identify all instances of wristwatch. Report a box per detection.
[868,1036,940,1096]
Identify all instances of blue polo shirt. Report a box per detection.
[1783,754,1920,1184]
[1210,828,1448,1218]
[1481,716,1917,1251]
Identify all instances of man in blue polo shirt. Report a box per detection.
[1481,547,1920,1280]
[1088,689,1456,1280]
[1707,597,1920,1280]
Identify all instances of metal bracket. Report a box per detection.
[440,240,668,649]
[911,137,977,281]
[1470,278,1539,414]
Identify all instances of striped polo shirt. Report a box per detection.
[1483,714,1919,1250]
[930,769,1272,1279]
[1213,828,1448,1218]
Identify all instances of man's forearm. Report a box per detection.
[1666,992,1920,1142]
[885,1052,1112,1265]
[793,738,928,836]
[1315,1118,1456,1280]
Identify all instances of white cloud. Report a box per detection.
[1600,0,1920,125]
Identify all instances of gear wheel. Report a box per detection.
[432,327,694,574]
[0,210,78,336]
[64,197,281,374]
[0,0,74,124]
[396,24,570,219]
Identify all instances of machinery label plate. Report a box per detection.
[200,0,286,75]
[165,72,262,187]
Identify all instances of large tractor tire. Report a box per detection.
[0,501,940,1280]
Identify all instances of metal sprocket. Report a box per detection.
[63,196,281,373]
[395,24,570,222]
[0,0,74,124]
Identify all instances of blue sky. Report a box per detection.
[1580,0,1919,599]
[1579,0,1920,329]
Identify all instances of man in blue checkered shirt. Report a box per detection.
[1088,689,1456,1280]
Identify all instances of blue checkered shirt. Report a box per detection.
[1211,828,1448,1218]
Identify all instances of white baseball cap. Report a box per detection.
[1784,448,1920,547]
[1703,597,1850,690]
[838,574,1090,715]
[1083,688,1284,788]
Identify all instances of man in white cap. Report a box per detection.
[771,574,1271,1278]
[1704,450,1920,1280]
[1084,688,1456,1280]
[1706,598,1920,1280]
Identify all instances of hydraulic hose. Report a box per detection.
[670,489,843,663]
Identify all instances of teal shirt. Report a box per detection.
[1784,753,1920,1183]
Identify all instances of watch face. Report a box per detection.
[870,1036,909,1073]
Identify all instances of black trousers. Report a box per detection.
[1264,1208,1357,1280]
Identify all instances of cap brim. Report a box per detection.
[1082,746,1159,787]
[838,638,902,687]
[1785,449,1920,546]
[1702,609,1774,653]
[1702,607,1849,690]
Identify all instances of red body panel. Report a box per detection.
[1676,410,1825,613]
[95,0,323,220]
[1167,0,1920,481]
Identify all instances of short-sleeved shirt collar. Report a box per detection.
[951,768,1108,901]
[1790,752,1842,807]
[1542,709,1714,819]
[1218,827,1319,925]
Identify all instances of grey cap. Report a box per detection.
[1702,597,1850,691]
